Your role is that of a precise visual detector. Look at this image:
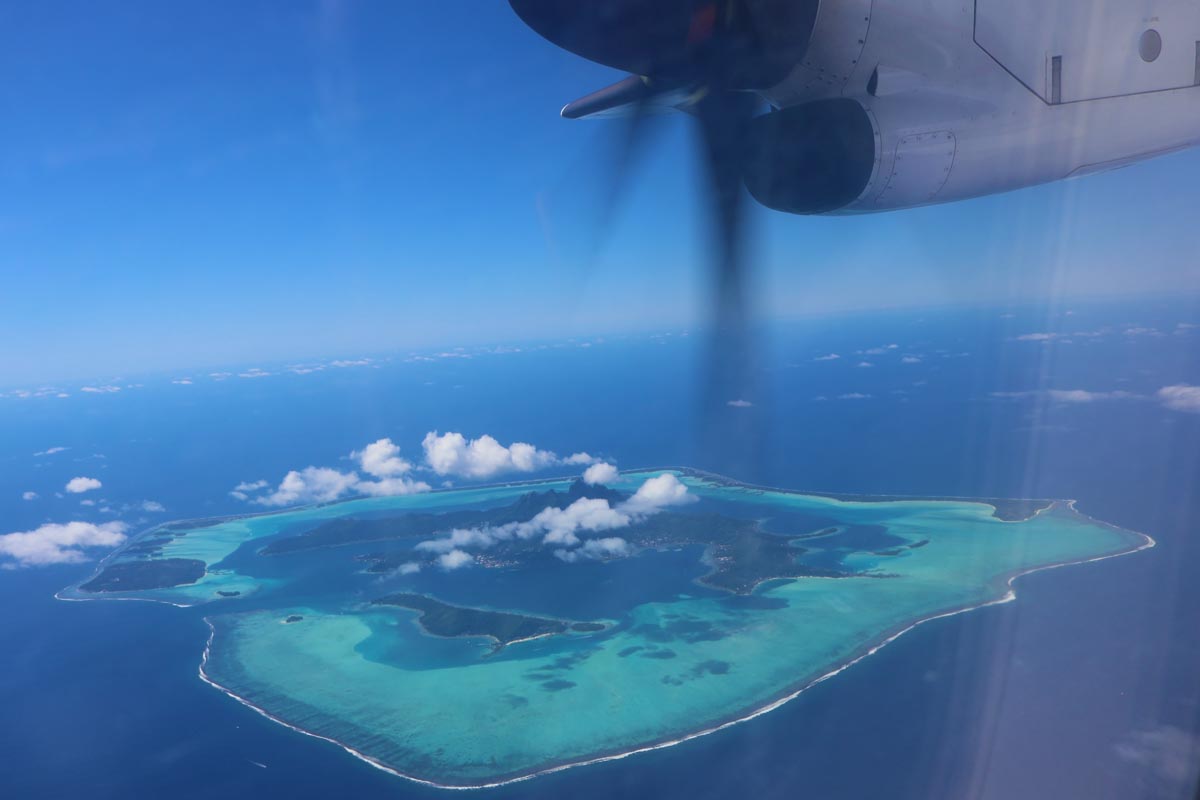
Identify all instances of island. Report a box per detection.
[62,468,1152,789]
[80,557,206,593]
[88,477,862,596]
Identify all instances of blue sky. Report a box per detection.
[3,1,1199,385]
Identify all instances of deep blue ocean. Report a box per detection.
[2,301,1198,799]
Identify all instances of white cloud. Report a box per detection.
[21,491,38,501]
[3,387,69,399]
[233,439,434,507]
[727,399,753,408]
[556,537,632,563]
[1016,332,1058,342]
[230,479,269,501]
[415,473,693,560]
[141,500,166,513]
[1114,726,1200,790]
[414,494,631,553]
[80,499,96,507]
[0,521,128,567]
[991,389,1137,404]
[437,549,474,570]
[814,354,840,361]
[355,476,432,497]
[417,527,505,554]
[80,385,121,393]
[1048,389,1135,403]
[355,438,413,478]
[238,368,272,379]
[901,356,922,364]
[331,358,371,368]
[535,498,630,546]
[172,378,193,385]
[253,467,360,507]
[510,442,561,471]
[857,361,873,368]
[209,372,233,380]
[33,446,69,457]
[421,431,559,478]
[621,473,695,514]
[562,452,598,466]
[1158,384,1200,413]
[838,393,872,400]
[409,350,472,362]
[395,561,421,575]
[65,476,102,494]
[583,462,619,485]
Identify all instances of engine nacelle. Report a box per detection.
[752,0,1200,216]
[740,98,877,215]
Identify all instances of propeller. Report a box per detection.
[510,0,818,472]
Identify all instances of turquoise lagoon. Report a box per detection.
[66,471,1151,788]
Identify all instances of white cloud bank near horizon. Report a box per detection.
[991,389,1138,404]
[0,521,128,568]
[988,385,1200,413]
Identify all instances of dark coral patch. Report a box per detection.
[641,648,677,659]
[632,617,729,644]
[692,659,731,676]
